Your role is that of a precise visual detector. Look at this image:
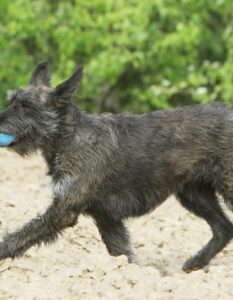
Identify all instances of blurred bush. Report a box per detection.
[0,0,232,112]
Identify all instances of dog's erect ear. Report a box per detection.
[54,66,83,104]
[30,61,50,87]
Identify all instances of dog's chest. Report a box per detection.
[51,175,74,198]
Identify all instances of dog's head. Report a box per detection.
[0,62,83,155]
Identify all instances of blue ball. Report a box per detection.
[0,133,16,147]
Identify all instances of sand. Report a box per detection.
[0,149,232,300]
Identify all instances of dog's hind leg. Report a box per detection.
[176,183,233,272]
[90,211,137,263]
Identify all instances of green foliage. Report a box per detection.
[0,0,232,112]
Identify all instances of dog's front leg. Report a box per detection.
[0,199,78,260]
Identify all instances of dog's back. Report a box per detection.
[92,103,233,207]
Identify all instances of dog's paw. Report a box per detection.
[128,253,139,265]
[0,242,11,261]
[182,256,208,273]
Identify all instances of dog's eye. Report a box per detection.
[20,101,30,109]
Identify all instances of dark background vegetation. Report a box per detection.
[0,0,232,113]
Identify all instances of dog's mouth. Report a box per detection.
[9,134,27,147]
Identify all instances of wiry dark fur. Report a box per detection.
[0,62,233,272]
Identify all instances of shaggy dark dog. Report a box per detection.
[0,62,233,272]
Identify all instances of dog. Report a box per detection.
[0,62,233,272]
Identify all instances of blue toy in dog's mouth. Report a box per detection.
[0,133,16,147]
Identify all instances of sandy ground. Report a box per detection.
[0,150,233,300]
